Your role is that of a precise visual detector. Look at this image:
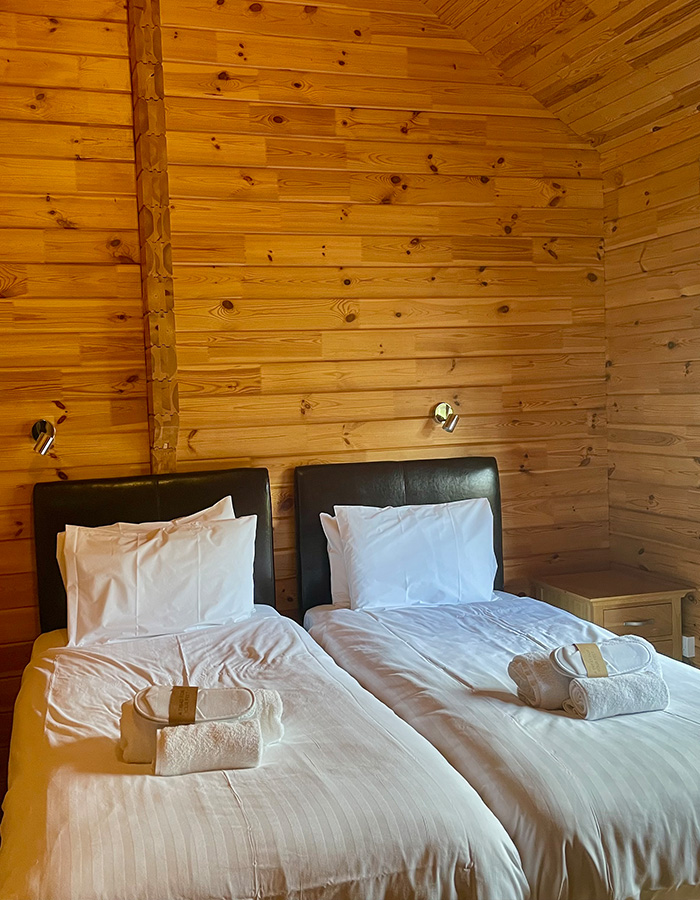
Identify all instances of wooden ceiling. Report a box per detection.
[421,0,700,150]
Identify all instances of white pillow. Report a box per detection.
[56,496,235,588]
[334,498,497,610]
[64,514,256,646]
[320,512,351,607]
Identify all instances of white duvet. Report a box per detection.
[0,606,529,900]
[306,595,700,900]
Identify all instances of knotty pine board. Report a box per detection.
[167,0,610,617]
[602,113,700,657]
[0,3,150,760]
[423,0,700,659]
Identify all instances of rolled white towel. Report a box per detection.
[155,718,263,776]
[508,652,572,709]
[564,670,670,720]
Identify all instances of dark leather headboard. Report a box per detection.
[294,456,503,615]
[33,467,275,633]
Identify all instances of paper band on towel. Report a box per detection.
[169,686,198,724]
[575,643,609,678]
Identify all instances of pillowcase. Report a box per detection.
[334,498,497,610]
[64,513,256,646]
[56,496,235,588]
[320,512,351,608]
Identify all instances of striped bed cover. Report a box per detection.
[306,594,700,900]
[0,606,528,900]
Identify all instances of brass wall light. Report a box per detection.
[433,402,459,433]
[31,420,55,455]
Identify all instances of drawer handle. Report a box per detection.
[623,618,654,627]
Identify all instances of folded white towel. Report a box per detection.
[564,671,670,720]
[155,718,263,776]
[120,686,282,765]
[508,636,661,710]
[507,652,572,709]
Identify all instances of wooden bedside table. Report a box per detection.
[530,567,692,660]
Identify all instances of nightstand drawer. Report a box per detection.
[651,638,674,656]
[603,602,673,639]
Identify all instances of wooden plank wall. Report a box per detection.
[160,0,608,615]
[0,0,151,794]
[423,0,700,660]
[600,97,700,663]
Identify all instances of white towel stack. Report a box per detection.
[120,686,283,775]
[508,635,669,720]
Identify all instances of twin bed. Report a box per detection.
[0,459,698,899]
[296,458,700,900]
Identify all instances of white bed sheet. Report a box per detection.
[0,605,529,900]
[306,595,700,900]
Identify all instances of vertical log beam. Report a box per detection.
[127,0,179,474]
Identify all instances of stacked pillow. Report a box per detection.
[321,498,497,611]
[57,497,257,646]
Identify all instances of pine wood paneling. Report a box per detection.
[599,39,700,660]
[605,117,700,655]
[0,1,150,766]
[163,0,607,616]
[14,0,699,784]
[426,0,700,656]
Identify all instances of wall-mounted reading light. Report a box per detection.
[31,420,55,455]
[433,402,459,433]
